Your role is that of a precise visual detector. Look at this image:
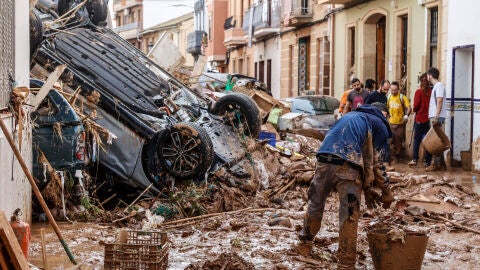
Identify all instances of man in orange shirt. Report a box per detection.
[338,84,352,115]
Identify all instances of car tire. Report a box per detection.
[57,0,107,25]
[157,122,214,180]
[86,0,108,25]
[211,93,261,138]
[30,12,43,57]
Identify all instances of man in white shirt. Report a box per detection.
[426,67,447,171]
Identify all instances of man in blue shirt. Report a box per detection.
[295,103,392,269]
[365,79,390,105]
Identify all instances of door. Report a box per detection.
[451,46,474,168]
[298,37,310,95]
[376,16,386,84]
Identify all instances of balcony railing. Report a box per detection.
[113,22,139,33]
[242,0,281,39]
[283,0,314,27]
[187,30,206,55]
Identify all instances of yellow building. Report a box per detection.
[324,0,445,100]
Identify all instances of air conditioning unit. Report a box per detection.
[417,0,425,5]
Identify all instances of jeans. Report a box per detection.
[412,121,432,164]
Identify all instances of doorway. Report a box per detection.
[451,45,475,168]
[363,14,386,84]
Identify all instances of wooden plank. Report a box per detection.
[0,211,29,269]
[32,64,66,110]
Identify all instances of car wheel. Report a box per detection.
[57,0,107,25]
[30,12,43,57]
[211,93,261,138]
[86,0,108,25]
[157,122,214,180]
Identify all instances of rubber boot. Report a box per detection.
[294,213,323,256]
[337,197,360,269]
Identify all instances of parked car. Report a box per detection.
[30,79,88,188]
[281,95,340,134]
[30,1,260,191]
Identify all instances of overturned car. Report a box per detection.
[30,1,260,191]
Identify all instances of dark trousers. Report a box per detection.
[305,161,361,269]
[390,124,406,158]
[413,122,432,164]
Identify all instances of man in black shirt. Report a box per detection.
[365,79,390,105]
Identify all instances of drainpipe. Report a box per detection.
[330,4,335,97]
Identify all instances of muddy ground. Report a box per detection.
[28,162,480,270]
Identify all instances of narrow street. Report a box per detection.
[28,164,480,269]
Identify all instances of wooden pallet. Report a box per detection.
[0,211,29,269]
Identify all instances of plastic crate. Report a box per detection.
[104,230,169,270]
[258,131,276,146]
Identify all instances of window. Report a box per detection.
[209,15,212,40]
[348,27,355,68]
[239,58,244,75]
[267,59,272,89]
[259,60,265,82]
[255,62,258,79]
[401,15,408,77]
[317,37,331,95]
[429,7,438,67]
[232,59,236,73]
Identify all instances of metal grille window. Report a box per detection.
[0,0,15,108]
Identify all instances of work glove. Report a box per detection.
[402,115,409,123]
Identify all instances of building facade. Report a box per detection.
[325,0,444,100]
[280,1,331,98]
[141,12,195,67]
[0,0,32,223]
[206,0,229,71]
[113,0,194,52]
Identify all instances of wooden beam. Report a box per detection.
[32,64,67,110]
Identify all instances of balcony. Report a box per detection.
[187,30,206,55]
[113,22,140,40]
[318,0,360,4]
[113,0,141,12]
[242,0,281,40]
[224,28,246,47]
[284,0,313,27]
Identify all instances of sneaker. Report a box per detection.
[425,164,439,172]
[408,160,418,166]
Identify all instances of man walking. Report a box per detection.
[295,103,393,269]
[426,67,447,171]
[365,79,390,105]
[344,78,369,113]
[409,73,432,167]
[387,81,411,163]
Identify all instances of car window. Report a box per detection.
[292,96,340,114]
[36,97,58,116]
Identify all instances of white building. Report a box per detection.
[0,0,32,223]
[444,0,479,171]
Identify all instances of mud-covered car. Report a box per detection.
[30,1,260,191]
[30,79,88,187]
[281,95,340,133]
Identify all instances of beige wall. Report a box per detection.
[280,24,330,98]
[332,0,442,100]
